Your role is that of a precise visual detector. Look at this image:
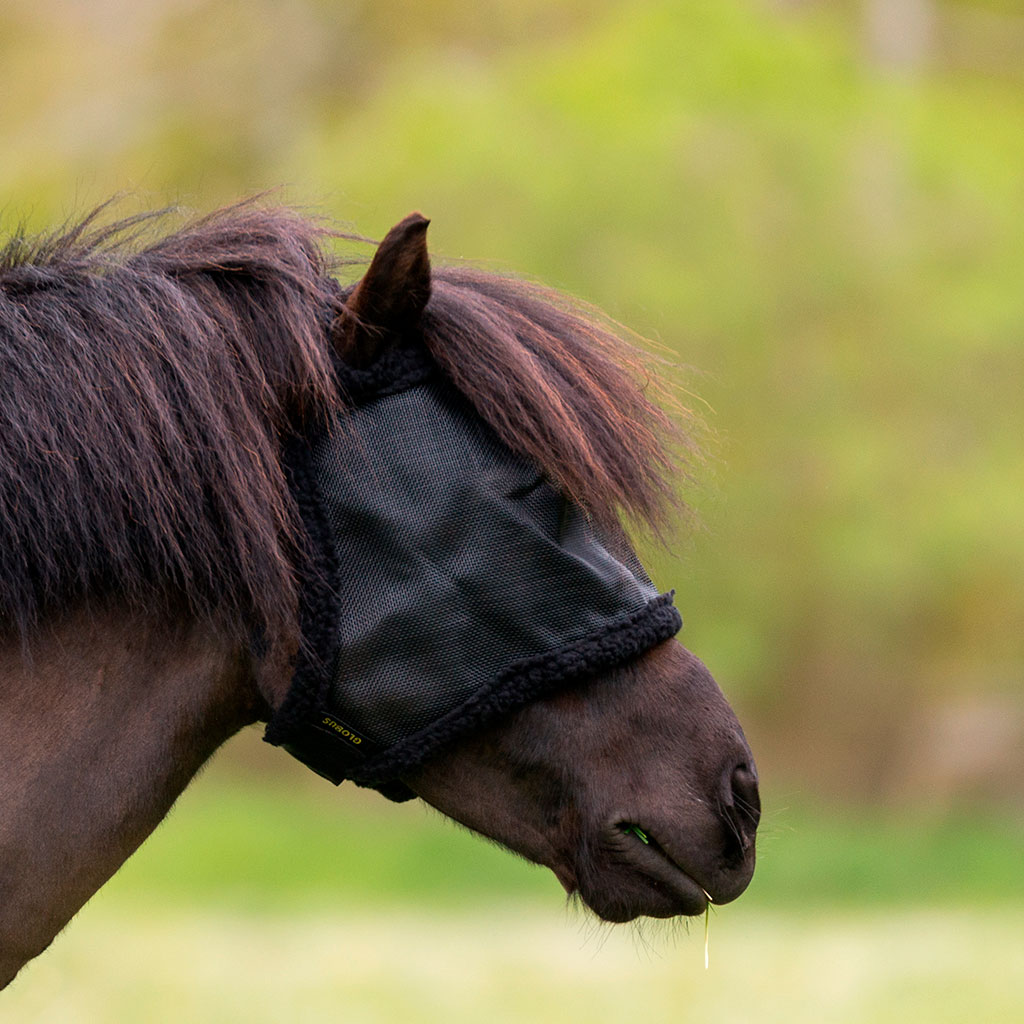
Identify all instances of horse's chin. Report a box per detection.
[576,878,708,924]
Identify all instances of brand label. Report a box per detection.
[317,715,367,746]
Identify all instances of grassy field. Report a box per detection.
[6,740,1024,1022]
[10,904,1024,1023]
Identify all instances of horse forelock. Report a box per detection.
[0,201,345,646]
[422,268,697,536]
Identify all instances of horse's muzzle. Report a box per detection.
[575,751,760,923]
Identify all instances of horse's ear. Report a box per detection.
[335,212,432,365]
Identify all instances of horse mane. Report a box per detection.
[0,201,693,648]
[0,202,344,645]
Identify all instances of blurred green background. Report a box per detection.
[3,0,1023,1020]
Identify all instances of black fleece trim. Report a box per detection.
[263,430,339,750]
[331,342,434,404]
[266,590,680,794]
[345,593,681,787]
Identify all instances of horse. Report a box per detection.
[0,203,759,989]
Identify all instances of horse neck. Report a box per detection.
[0,605,258,989]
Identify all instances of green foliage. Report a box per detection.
[2,0,1022,797]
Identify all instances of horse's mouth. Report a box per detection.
[573,821,712,922]
[617,822,713,910]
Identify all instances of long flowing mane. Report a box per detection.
[0,202,691,649]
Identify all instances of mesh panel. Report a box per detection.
[311,376,659,748]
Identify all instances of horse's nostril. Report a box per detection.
[722,762,761,853]
[732,764,760,817]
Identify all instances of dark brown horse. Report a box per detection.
[0,204,759,989]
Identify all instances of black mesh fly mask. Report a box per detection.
[264,345,682,800]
